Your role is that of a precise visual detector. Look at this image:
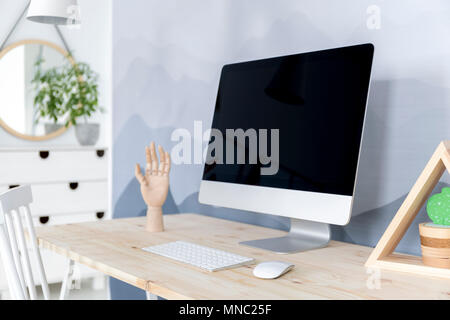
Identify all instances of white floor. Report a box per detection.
[1,278,109,300]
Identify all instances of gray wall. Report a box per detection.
[111,0,450,299]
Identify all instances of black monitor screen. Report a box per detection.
[202,44,374,196]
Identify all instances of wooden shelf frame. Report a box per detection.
[366,141,450,279]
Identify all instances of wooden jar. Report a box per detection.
[419,223,450,269]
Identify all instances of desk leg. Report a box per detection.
[146,291,158,300]
[59,259,75,300]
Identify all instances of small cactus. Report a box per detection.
[426,187,450,226]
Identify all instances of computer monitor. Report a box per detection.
[199,44,374,253]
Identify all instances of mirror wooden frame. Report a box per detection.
[0,39,75,141]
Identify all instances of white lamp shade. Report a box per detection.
[27,0,81,25]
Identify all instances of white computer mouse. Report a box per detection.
[253,261,294,279]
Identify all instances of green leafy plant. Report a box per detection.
[32,58,66,123]
[426,187,450,226]
[32,56,101,127]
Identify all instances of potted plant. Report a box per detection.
[32,56,102,145]
[62,61,101,145]
[32,58,66,134]
[419,187,450,268]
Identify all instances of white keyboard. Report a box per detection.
[142,241,255,272]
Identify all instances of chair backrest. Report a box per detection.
[0,185,49,300]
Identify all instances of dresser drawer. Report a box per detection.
[0,149,108,185]
[0,182,108,216]
[32,182,107,216]
[33,211,106,227]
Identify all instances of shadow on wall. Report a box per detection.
[332,181,450,256]
[351,78,450,216]
[334,78,450,256]
[350,80,391,217]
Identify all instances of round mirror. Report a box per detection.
[0,39,74,140]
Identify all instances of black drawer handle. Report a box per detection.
[8,185,19,189]
[96,212,105,219]
[96,150,105,158]
[39,216,50,224]
[39,151,50,159]
[69,182,79,190]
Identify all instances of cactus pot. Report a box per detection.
[419,223,450,269]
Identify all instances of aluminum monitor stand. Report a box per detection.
[240,218,330,254]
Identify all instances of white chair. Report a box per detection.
[0,185,74,300]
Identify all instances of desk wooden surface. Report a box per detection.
[36,214,450,299]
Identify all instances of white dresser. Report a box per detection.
[0,146,109,294]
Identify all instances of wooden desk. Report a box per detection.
[36,214,450,299]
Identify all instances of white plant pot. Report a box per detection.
[44,123,63,134]
[75,123,100,146]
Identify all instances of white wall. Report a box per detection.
[0,0,112,147]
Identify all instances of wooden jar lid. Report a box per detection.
[419,223,450,239]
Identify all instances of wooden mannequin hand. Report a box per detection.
[135,142,171,232]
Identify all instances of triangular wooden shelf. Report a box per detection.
[366,140,450,279]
